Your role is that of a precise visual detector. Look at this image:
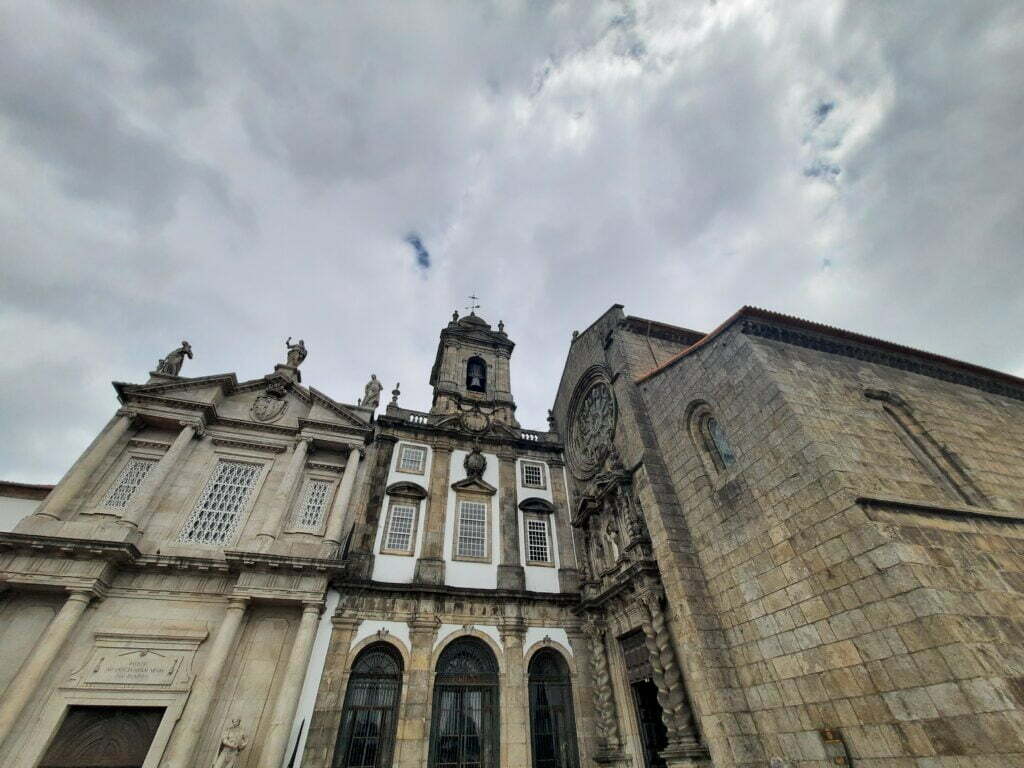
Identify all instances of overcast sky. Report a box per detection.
[2,1,1022,484]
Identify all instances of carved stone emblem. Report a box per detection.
[568,377,616,479]
[460,407,488,433]
[251,392,287,423]
[464,446,487,480]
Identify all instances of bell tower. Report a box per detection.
[428,310,518,426]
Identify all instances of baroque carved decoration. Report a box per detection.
[251,379,290,423]
[582,617,621,750]
[566,368,617,480]
[639,590,702,753]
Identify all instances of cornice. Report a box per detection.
[211,436,288,454]
[0,533,140,561]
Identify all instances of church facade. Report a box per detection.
[2,305,1024,768]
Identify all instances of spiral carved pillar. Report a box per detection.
[640,590,707,762]
[582,617,622,757]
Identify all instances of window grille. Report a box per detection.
[526,517,551,563]
[430,639,499,768]
[521,461,546,489]
[528,650,580,768]
[334,644,403,768]
[102,457,157,508]
[398,445,427,474]
[295,478,332,531]
[456,500,487,559]
[178,460,260,545]
[384,503,417,553]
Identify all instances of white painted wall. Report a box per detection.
[370,441,432,584]
[516,459,560,593]
[434,623,502,652]
[0,495,39,532]
[286,588,340,768]
[350,620,411,654]
[444,449,500,589]
[524,627,572,657]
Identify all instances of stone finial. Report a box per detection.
[390,382,401,406]
[155,340,192,376]
[452,310,459,322]
[498,320,505,333]
[572,330,579,342]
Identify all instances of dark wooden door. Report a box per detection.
[631,681,668,768]
[39,706,164,768]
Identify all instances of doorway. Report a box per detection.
[619,630,667,768]
[38,705,165,768]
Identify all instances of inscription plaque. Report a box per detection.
[85,649,181,686]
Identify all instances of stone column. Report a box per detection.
[496,451,525,591]
[499,619,529,768]
[0,589,92,749]
[639,590,707,764]
[414,444,452,585]
[549,460,580,592]
[259,602,322,768]
[348,437,397,580]
[566,628,597,768]
[161,597,249,768]
[32,410,136,521]
[301,616,361,768]
[119,420,201,528]
[256,437,312,550]
[320,446,362,557]
[582,617,624,760]
[396,615,440,768]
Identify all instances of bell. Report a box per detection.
[469,375,483,388]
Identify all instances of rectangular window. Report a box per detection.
[398,444,427,475]
[521,461,546,489]
[102,457,158,508]
[178,459,261,545]
[455,499,488,560]
[382,502,417,554]
[525,516,552,564]
[294,478,333,532]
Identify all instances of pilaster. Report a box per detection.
[496,451,525,591]
[414,443,452,585]
[396,616,440,768]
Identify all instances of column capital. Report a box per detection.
[374,434,400,446]
[65,588,95,603]
[116,407,140,422]
[301,600,324,615]
[177,418,206,437]
[332,616,362,631]
[226,596,251,611]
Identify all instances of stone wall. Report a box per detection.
[640,320,1024,766]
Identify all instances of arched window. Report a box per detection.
[334,643,403,768]
[705,416,736,468]
[429,638,499,768]
[528,649,580,768]
[688,404,737,475]
[466,357,487,393]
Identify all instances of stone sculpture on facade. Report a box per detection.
[155,340,192,376]
[285,337,307,368]
[212,719,247,768]
[361,374,383,409]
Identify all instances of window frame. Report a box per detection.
[380,498,420,556]
[689,402,736,476]
[523,512,554,567]
[285,472,339,535]
[452,493,492,563]
[99,454,160,510]
[520,460,547,490]
[176,454,268,547]
[396,443,428,476]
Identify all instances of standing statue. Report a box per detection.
[285,337,307,368]
[156,340,192,376]
[361,374,383,409]
[212,719,247,768]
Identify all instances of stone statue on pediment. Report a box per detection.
[361,374,383,409]
[156,340,192,376]
[285,337,307,368]
[213,718,247,768]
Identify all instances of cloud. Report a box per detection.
[405,233,432,270]
[1,0,1022,482]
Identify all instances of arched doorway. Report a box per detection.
[528,649,580,768]
[429,637,499,768]
[333,643,404,768]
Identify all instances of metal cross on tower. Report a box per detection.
[466,294,481,315]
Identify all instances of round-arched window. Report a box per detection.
[334,643,404,768]
[429,638,499,767]
[528,649,580,768]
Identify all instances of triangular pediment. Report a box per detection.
[114,373,238,404]
[450,476,497,496]
[308,387,372,428]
